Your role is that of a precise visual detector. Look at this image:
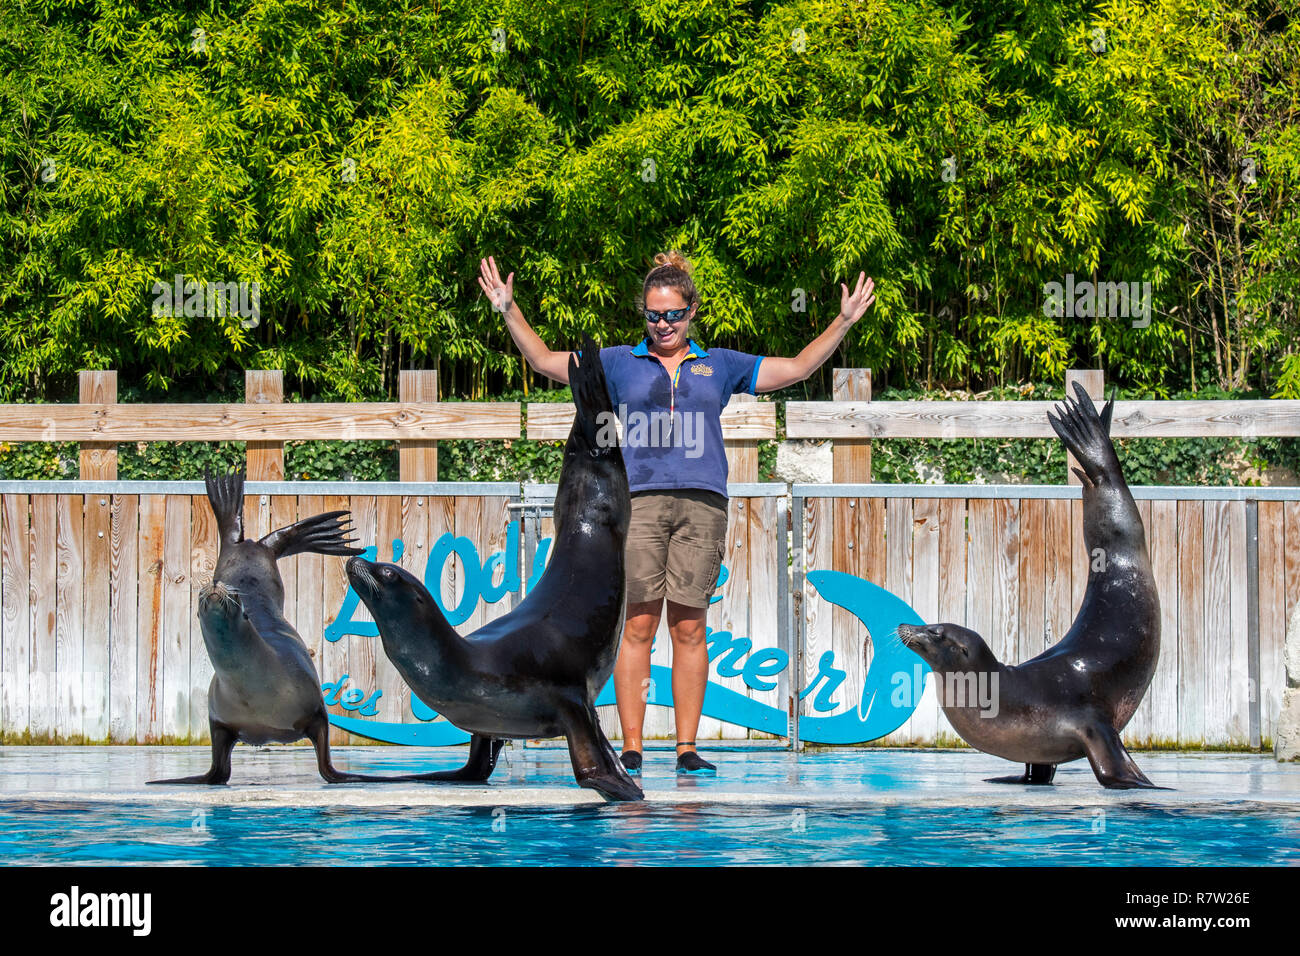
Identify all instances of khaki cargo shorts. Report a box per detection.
[625,490,728,609]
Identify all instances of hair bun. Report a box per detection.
[653,250,693,275]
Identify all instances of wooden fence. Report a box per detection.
[0,366,1297,748]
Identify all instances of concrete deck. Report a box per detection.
[2,746,1298,810]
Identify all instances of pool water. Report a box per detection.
[2,801,1297,866]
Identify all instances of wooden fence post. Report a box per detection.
[724,393,759,482]
[399,370,438,481]
[78,371,117,480]
[245,370,284,480]
[832,368,872,483]
[1064,369,1105,484]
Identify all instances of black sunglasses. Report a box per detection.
[643,307,690,325]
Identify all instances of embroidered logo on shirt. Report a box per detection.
[690,364,714,376]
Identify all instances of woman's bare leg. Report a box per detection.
[666,600,709,754]
[613,598,663,754]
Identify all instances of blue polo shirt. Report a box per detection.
[595,338,763,498]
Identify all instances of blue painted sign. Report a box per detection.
[321,520,930,744]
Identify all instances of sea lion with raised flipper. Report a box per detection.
[346,337,643,802]
[897,383,1166,789]
[148,469,398,785]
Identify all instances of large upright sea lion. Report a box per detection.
[898,383,1165,789]
[346,338,643,801]
[149,470,395,785]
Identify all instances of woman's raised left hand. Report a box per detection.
[840,272,876,325]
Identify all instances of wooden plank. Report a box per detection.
[108,495,137,742]
[1,495,31,740]
[162,495,191,741]
[54,494,84,742]
[397,495,431,724]
[1125,499,1154,744]
[723,393,760,483]
[1177,501,1206,745]
[882,497,914,742]
[863,497,886,587]
[964,498,994,649]
[936,497,966,624]
[34,531,54,729]
[82,493,111,741]
[479,497,512,625]
[1065,371,1104,483]
[136,495,165,743]
[746,496,782,739]
[1147,499,1180,745]
[908,496,941,742]
[1044,498,1074,649]
[1201,502,1233,745]
[245,370,285,481]
[0,401,522,441]
[989,498,1019,666]
[1017,497,1046,662]
[373,494,404,725]
[270,496,299,645]
[832,369,872,482]
[712,496,750,740]
[398,370,439,481]
[78,371,117,479]
[30,496,57,741]
[321,493,350,745]
[830,497,859,717]
[295,495,324,734]
[1225,501,1249,744]
[526,401,776,440]
[801,497,834,730]
[189,493,219,741]
[784,399,1300,439]
[1258,502,1285,743]
[454,496,485,634]
[346,494,379,743]
[1286,502,1300,625]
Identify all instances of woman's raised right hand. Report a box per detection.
[477,256,515,315]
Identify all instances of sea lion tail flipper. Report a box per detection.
[1079,722,1171,790]
[205,467,246,544]
[1046,382,1120,487]
[261,510,365,559]
[567,334,615,457]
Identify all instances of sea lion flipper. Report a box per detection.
[985,763,1057,785]
[560,702,644,802]
[204,468,246,544]
[147,721,236,785]
[378,735,506,782]
[1048,385,1121,486]
[261,510,365,559]
[1079,722,1170,790]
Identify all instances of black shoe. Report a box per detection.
[619,751,642,775]
[675,750,716,775]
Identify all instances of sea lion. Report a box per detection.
[148,469,394,785]
[897,382,1166,789]
[346,338,643,801]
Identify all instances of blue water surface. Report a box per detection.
[1,802,1296,866]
